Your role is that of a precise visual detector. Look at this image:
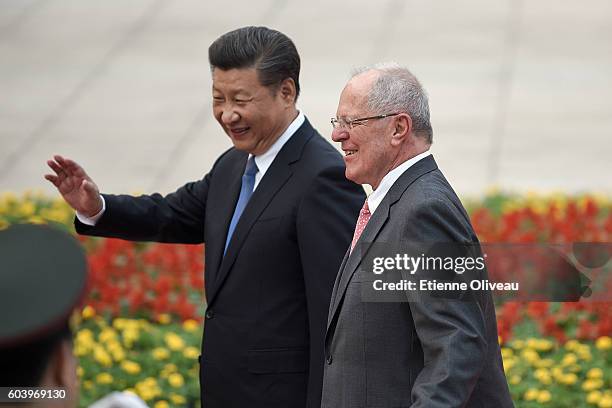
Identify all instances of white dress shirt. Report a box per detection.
[367,150,431,215]
[77,111,306,226]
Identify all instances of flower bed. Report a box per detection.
[1,191,611,407]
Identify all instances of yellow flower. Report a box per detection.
[583,379,604,391]
[587,368,604,379]
[534,368,552,385]
[565,339,581,352]
[164,332,185,351]
[157,314,172,324]
[154,402,169,408]
[77,366,84,378]
[161,363,178,378]
[93,345,112,367]
[76,329,94,342]
[534,358,554,368]
[170,394,186,404]
[587,391,603,404]
[74,328,96,356]
[537,390,551,403]
[562,353,577,366]
[183,319,200,332]
[81,305,95,319]
[502,357,515,371]
[168,373,185,388]
[183,346,200,359]
[19,201,36,217]
[152,347,170,360]
[108,342,126,362]
[511,339,525,350]
[509,375,521,385]
[122,328,140,348]
[99,327,118,343]
[501,348,513,359]
[135,378,162,401]
[561,373,578,385]
[83,380,93,390]
[521,349,539,364]
[600,395,612,408]
[524,388,539,401]
[534,339,553,352]
[577,345,593,361]
[96,373,113,384]
[121,360,142,375]
[595,336,611,351]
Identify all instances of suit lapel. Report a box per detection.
[326,155,439,333]
[327,247,351,323]
[327,200,390,326]
[205,152,247,299]
[207,119,315,307]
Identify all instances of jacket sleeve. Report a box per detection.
[296,165,365,407]
[406,198,489,408]
[75,172,211,244]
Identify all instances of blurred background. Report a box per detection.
[1,2,611,407]
[1,0,610,196]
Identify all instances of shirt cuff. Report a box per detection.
[76,196,106,226]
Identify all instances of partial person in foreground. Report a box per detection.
[322,63,514,407]
[0,224,86,408]
[45,26,365,408]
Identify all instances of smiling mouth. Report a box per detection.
[230,127,249,136]
[344,150,357,156]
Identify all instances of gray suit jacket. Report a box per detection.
[321,155,514,408]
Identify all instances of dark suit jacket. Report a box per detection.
[76,118,365,408]
[321,155,514,408]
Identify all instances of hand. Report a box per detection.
[44,155,103,217]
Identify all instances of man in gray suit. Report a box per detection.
[322,64,514,407]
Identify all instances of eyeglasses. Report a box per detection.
[330,112,401,130]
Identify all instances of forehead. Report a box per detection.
[337,71,379,115]
[212,67,263,93]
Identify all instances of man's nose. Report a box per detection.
[221,109,239,125]
[331,127,348,142]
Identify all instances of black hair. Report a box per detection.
[0,323,72,386]
[209,26,301,101]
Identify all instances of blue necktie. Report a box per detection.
[224,156,258,255]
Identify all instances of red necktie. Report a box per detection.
[351,199,371,251]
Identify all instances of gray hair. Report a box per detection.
[352,62,433,143]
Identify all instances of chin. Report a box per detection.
[345,169,362,185]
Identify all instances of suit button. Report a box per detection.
[205,310,214,319]
[326,355,333,365]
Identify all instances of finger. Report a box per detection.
[63,157,87,178]
[47,161,68,183]
[44,174,60,187]
[47,160,64,176]
[54,155,75,177]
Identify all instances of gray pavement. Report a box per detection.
[1,0,611,197]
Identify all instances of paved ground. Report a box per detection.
[1,0,611,197]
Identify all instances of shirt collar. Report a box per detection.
[367,150,432,214]
[251,111,305,177]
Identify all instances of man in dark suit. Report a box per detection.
[45,26,365,408]
[322,63,514,407]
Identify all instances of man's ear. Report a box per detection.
[48,339,78,389]
[390,113,412,146]
[278,78,297,105]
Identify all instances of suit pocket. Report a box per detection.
[247,348,308,374]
